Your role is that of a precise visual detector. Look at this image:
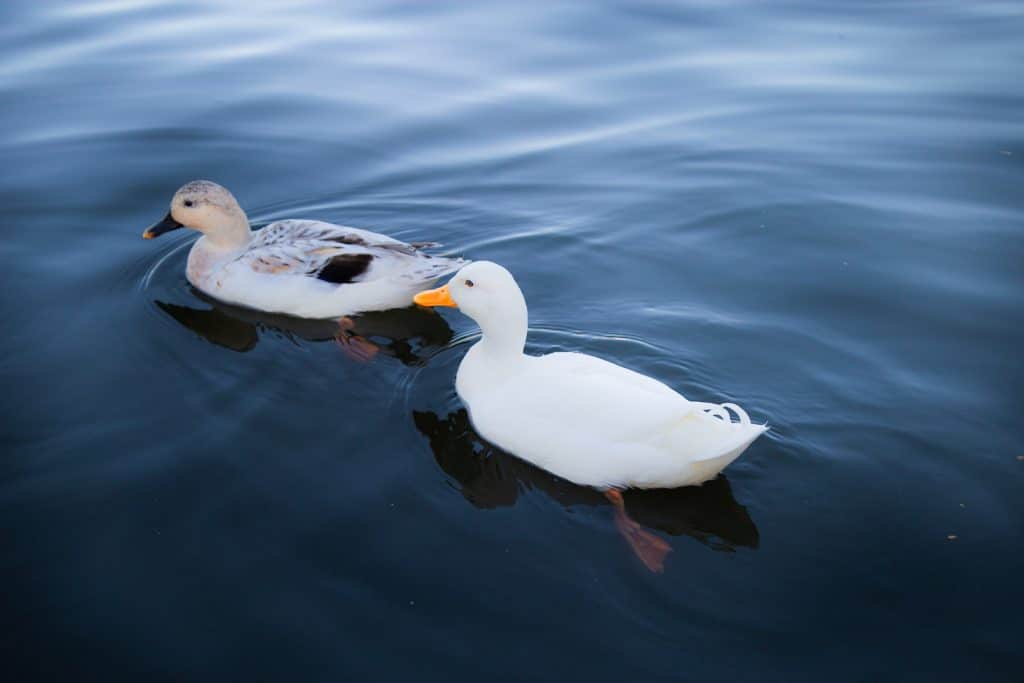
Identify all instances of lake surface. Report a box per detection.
[2,1,1022,680]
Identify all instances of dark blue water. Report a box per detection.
[3,1,1022,680]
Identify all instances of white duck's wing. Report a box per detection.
[239,220,463,286]
[496,352,759,453]
[493,352,692,440]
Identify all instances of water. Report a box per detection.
[2,1,1022,680]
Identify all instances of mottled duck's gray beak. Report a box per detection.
[143,212,184,239]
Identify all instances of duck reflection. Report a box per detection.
[155,288,453,364]
[413,409,760,566]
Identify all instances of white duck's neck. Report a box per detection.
[472,288,529,363]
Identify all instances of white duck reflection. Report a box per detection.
[414,409,759,572]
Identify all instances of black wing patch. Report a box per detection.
[326,234,368,246]
[316,253,374,284]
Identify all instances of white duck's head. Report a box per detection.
[143,180,251,248]
[414,261,528,357]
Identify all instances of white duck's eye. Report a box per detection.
[183,199,194,207]
[464,279,474,288]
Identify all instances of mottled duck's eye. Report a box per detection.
[184,200,194,207]
[464,279,474,288]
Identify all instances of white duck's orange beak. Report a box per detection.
[414,284,457,308]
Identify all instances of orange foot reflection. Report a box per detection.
[605,489,672,573]
[335,317,380,362]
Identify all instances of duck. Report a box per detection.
[143,180,465,319]
[414,261,767,571]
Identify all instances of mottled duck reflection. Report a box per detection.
[413,409,759,570]
[155,288,453,363]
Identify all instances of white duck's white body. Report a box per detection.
[456,349,765,489]
[145,181,464,319]
[417,262,767,490]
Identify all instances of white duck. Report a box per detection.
[415,261,767,570]
[143,180,464,319]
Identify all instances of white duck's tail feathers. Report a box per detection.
[690,401,769,433]
[690,401,752,426]
[685,401,767,463]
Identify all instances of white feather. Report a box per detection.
[423,261,767,490]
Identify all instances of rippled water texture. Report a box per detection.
[2,1,1022,680]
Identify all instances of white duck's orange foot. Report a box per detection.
[605,489,671,573]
